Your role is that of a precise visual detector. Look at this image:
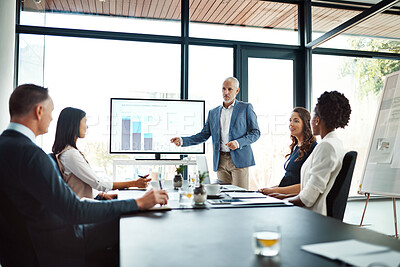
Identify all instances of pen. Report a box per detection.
[159,180,163,189]
[158,180,164,207]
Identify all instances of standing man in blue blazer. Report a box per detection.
[171,77,260,189]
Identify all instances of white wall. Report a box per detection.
[0,0,16,131]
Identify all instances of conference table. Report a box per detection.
[119,190,400,266]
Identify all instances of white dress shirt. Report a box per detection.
[220,100,236,152]
[298,131,346,215]
[59,148,113,194]
[180,101,239,151]
[7,122,36,143]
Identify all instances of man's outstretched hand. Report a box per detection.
[170,137,181,146]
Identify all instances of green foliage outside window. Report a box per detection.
[341,39,400,98]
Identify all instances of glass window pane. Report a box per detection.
[18,34,181,178]
[188,45,233,181]
[248,58,294,190]
[18,34,45,86]
[20,0,181,36]
[312,5,400,54]
[312,54,400,196]
[190,0,298,45]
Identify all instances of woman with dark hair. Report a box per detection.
[258,107,317,195]
[275,91,352,215]
[52,107,150,200]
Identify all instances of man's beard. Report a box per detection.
[223,96,234,103]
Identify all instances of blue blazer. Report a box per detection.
[182,101,260,171]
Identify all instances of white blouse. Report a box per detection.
[59,148,113,194]
[298,131,346,215]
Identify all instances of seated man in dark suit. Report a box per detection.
[0,84,169,267]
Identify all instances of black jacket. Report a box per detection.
[0,130,138,267]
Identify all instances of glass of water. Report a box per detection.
[179,187,194,207]
[253,224,281,257]
[188,174,197,187]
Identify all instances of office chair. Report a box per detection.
[326,151,358,221]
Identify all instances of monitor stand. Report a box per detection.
[135,153,186,160]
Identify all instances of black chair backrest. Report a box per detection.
[326,151,357,221]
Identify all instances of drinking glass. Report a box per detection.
[253,224,281,256]
[179,188,194,207]
[188,175,197,188]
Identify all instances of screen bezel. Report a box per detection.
[109,98,205,155]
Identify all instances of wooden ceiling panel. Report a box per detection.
[88,0,96,14]
[141,0,150,17]
[269,5,297,29]
[66,0,75,12]
[208,0,230,22]
[159,0,170,18]
[103,0,110,15]
[122,0,130,17]
[278,7,298,30]
[232,1,262,26]
[20,0,400,39]
[223,1,254,25]
[154,0,165,18]
[170,0,180,20]
[201,0,222,22]
[260,3,293,28]
[189,0,202,18]
[134,0,143,17]
[350,14,399,38]
[195,0,217,21]
[255,3,288,27]
[191,0,208,21]
[74,0,84,13]
[211,0,237,22]
[249,2,274,26]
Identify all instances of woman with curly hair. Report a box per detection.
[258,107,317,195]
[283,91,351,215]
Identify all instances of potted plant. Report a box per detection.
[173,164,186,189]
[193,171,208,205]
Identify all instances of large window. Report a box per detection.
[312,5,400,54]
[19,34,181,178]
[312,54,400,196]
[248,58,294,190]
[188,45,233,181]
[14,0,400,190]
[20,0,181,36]
[189,0,299,45]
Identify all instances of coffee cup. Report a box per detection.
[205,184,221,196]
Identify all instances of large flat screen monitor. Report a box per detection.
[110,98,205,155]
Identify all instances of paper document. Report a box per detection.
[220,185,248,192]
[226,192,267,199]
[230,197,290,205]
[302,239,393,267]
[302,239,389,260]
[208,196,289,206]
[341,250,400,267]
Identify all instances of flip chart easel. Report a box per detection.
[358,70,400,239]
